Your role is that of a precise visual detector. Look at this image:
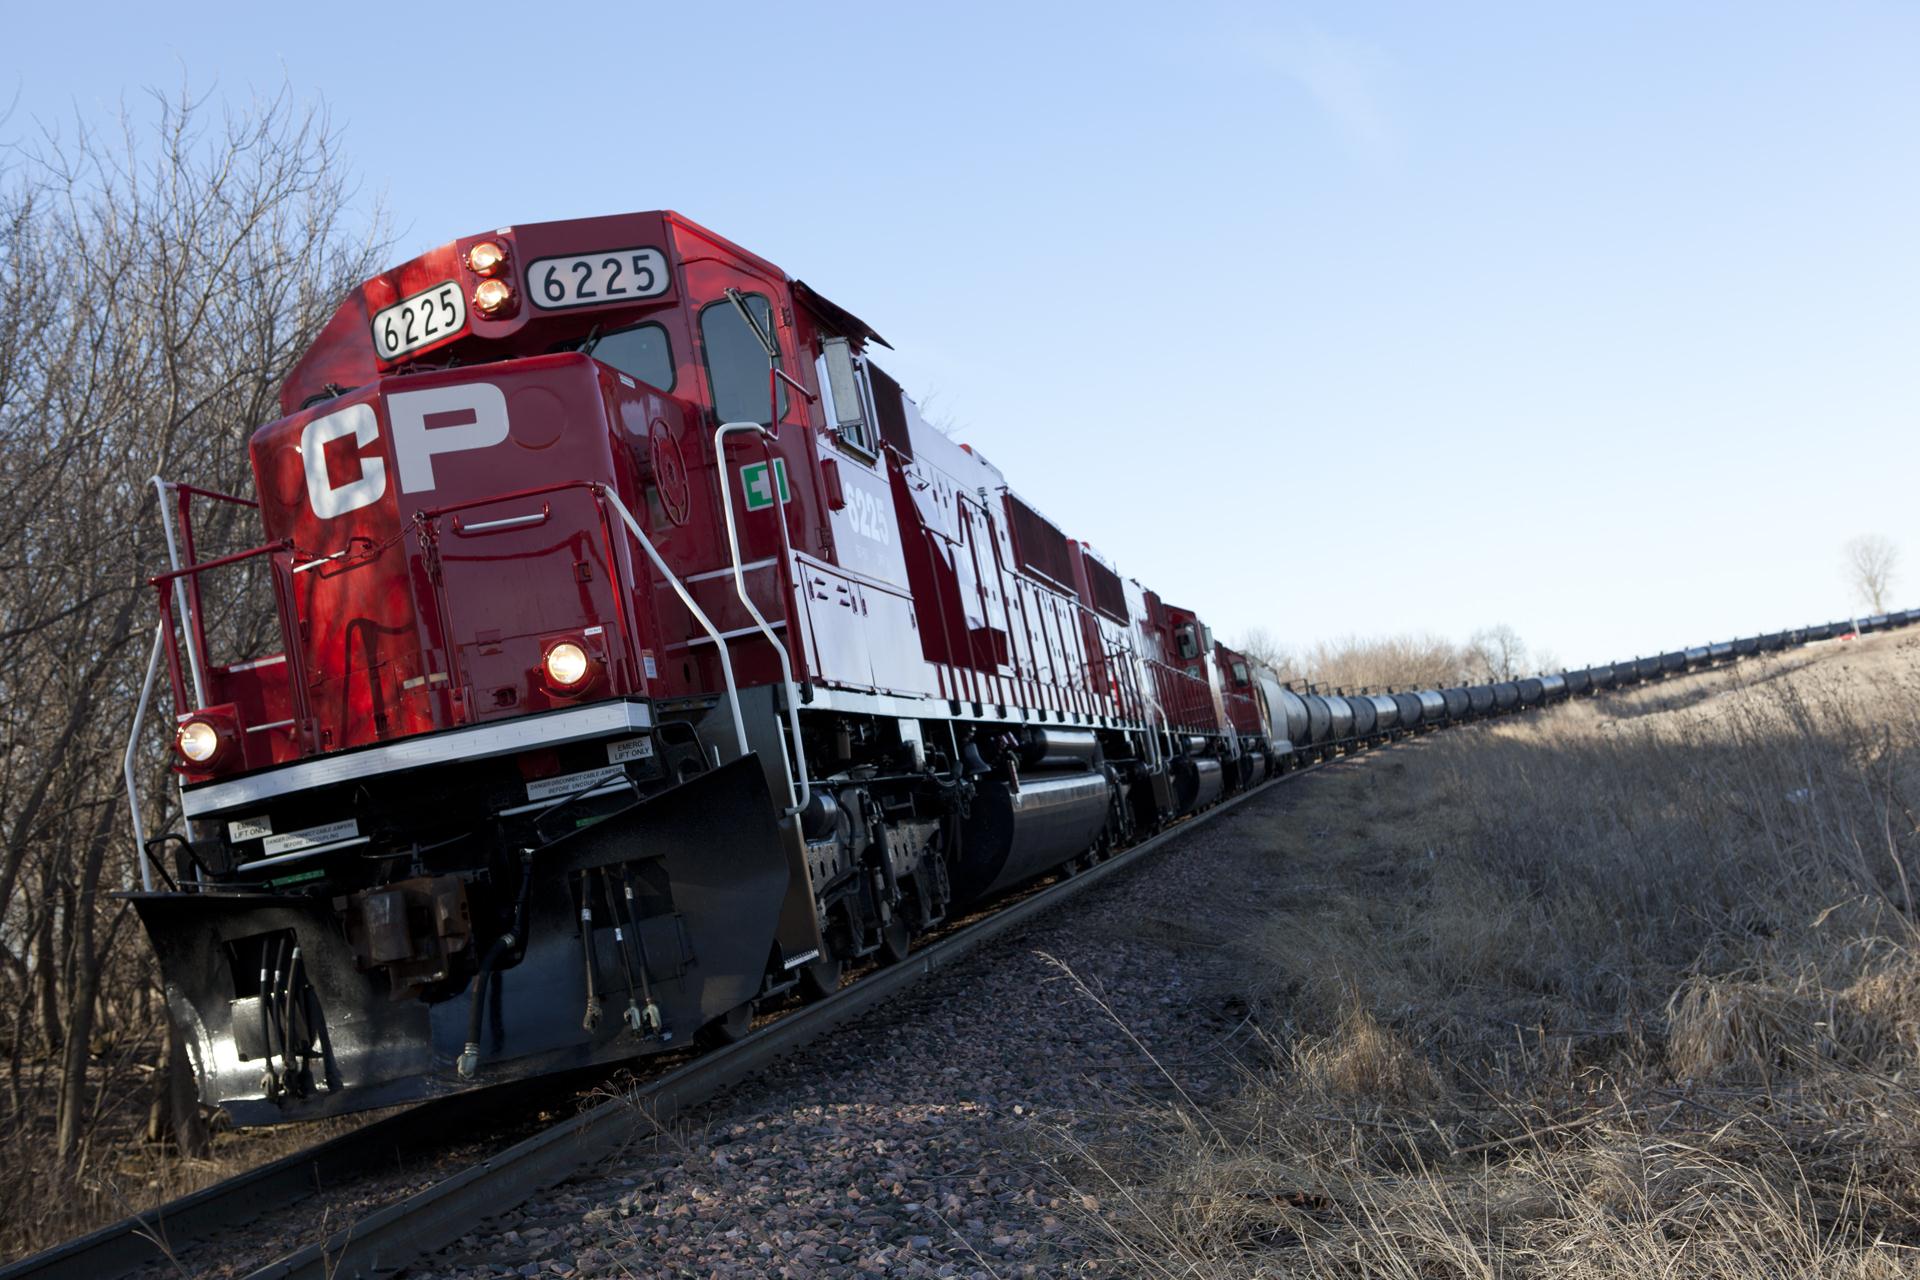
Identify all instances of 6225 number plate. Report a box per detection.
[371,281,464,360]
[528,246,670,310]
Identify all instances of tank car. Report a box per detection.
[1346,691,1378,742]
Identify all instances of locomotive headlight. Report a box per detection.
[176,720,221,764]
[465,240,509,276]
[473,278,515,316]
[544,641,590,689]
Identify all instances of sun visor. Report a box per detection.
[793,279,892,349]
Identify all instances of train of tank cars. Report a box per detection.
[122,209,1918,1126]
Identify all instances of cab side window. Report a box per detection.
[700,293,787,424]
[589,323,674,391]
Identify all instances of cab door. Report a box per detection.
[671,250,816,688]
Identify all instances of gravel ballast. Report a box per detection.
[405,770,1337,1280]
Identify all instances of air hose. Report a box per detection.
[458,849,535,1080]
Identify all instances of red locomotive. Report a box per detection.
[131,211,1278,1122]
[131,208,1794,1123]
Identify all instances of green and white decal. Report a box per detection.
[740,458,791,512]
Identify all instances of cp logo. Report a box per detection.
[301,383,511,518]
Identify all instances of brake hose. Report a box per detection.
[458,851,535,1079]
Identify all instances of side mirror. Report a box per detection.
[821,337,868,435]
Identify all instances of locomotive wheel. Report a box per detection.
[799,954,845,1003]
[878,916,912,966]
[697,1000,756,1047]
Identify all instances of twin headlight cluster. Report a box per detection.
[466,239,515,318]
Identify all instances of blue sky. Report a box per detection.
[11,1,1918,669]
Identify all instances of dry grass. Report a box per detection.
[0,1063,384,1263]
[1056,632,1920,1277]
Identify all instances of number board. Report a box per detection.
[528,247,671,310]
[371,282,465,360]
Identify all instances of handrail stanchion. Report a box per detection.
[123,620,166,892]
[151,476,206,706]
[594,486,750,759]
[713,421,811,817]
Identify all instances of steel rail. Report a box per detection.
[235,758,1332,1280]
[0,1085,551,1280]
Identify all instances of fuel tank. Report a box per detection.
[1392,692,1424,728]
[1325,696,1355,742]
[1417,690,1447,722]
[1016,728,1102,771]
[954,770,1112,902]
[1563,669,1593,695]
[1516,678,1543,706]
[1171,755,1225,815]
[1660,651,1686,672]
[1589,664,1616,689]
[1237,748,1267,787]
[1539,673,1567,701]
[1467,685,1495,715]
[1441,687,1471,718]
[1492,682,1520,711]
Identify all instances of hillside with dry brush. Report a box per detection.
[1055,629,1920,1277]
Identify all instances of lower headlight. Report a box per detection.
[177,720,221,763]
[473,278,515,316]
[544,641,590,689]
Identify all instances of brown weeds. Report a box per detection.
[1055,633,1920,1277]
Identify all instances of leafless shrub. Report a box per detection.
[0,84,383,1260]
[1240,625,1559,692]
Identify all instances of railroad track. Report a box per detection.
[5,751,1347,1280]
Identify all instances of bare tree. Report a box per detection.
[0,84,383,1222]
[1237,626,1298,680]
[1465,625,1528,683]
[1292,632,1464,691]
[1845,534,1899,615]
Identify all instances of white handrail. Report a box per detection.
[1137,655,1167,770]
[151,475,206,706]
[713,421,811,817]
[595,487,750,759]
[123,620,166,892]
